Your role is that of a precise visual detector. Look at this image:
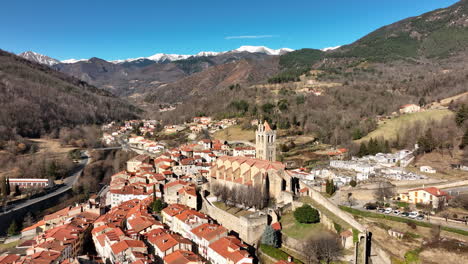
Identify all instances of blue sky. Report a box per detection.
[0,0,459,60]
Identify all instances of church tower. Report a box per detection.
[256,121,276,161]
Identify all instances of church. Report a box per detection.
[209,121,299,202]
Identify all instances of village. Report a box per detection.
[1,108,468,264]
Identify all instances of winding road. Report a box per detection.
[0,150,91,215]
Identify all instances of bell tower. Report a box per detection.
[256,121,276,161]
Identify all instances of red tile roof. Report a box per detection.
[209,236,251,263]
[271,222,281,231]
[163,250,203,264]
[111,239,146,255]
[409,187,448,197]
[191,223,227,242]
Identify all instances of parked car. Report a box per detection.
[384,208,393,214]
[393,210,401,215]
[378,208,386,213]
[416,215,425,220]
[401,212,409,217]
[409,211,419,218]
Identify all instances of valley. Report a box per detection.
[2,1,468,264]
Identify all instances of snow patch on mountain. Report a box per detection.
[111,46,293,64]
[50,45,294,65]
[234,46,293,55]
[61,58,88,64]
[18,51,60,66]
[321,46,341,52]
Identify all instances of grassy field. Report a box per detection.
[0,240,21,254]
[259,244,304,264]
[212,202,253,217]
[358,109,454,142]
[280,211,324,239]
[299,196,352,230]
[212,125,255,142]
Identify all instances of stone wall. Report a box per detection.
[300,181,366,232]
[201,196,268,245]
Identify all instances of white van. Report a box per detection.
[409,211,419,218]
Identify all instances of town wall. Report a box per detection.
[301,181,366,232]
[201,196,268,245]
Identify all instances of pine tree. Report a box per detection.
[357,142,368,157]
[0,177,6,197]
[330,179,336,195]
[383,140,391,153]
[261,225,280,247]
[3,178,11,197]
[460,128,468,149]
[7,221,18,236]
[23,212,34,228]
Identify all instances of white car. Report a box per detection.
[409,211,419,218]
[384,208,393,214]
[393,210,401,215]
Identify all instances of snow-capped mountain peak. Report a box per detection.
[18,51,60,66]
[233,46,293,55]
[58,45,294,65]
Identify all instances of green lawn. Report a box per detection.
[0,240,21,253]
[299,196,352,230]
[260,244,304,264]
[280,211,324,239]
[358,109,453,142]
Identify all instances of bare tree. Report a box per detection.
[302,232,342,264]
[374,181,396,202]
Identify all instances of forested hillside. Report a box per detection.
[154,0,468,148]
[0,50,140,139]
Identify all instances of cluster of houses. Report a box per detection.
[102,120,160,145]
[127,136,166,154]
[94,147,258,264]
[92,197,254,264]
[4,198,103,264]
[188,117,237,135]
[328,147,427,183]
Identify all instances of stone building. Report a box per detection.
[209,156,298,201]
[255,121,276,162]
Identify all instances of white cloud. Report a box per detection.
[225,35,276,40]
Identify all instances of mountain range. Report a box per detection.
[6,0,468,144]
[0,50,140,139]
[19,46,293,65]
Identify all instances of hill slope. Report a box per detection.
[144,56,279,104]
[0,50,140,139]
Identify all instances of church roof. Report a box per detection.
[263,121,272,132]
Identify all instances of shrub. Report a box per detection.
[294,204,320,224]
[350,180,357,187]
[406,221,417,230]
[333,222,342,233]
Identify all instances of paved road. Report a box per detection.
[346,205,468,232]
[93,146,122,151]
[443,186,468,196]
[0,150,91,215]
